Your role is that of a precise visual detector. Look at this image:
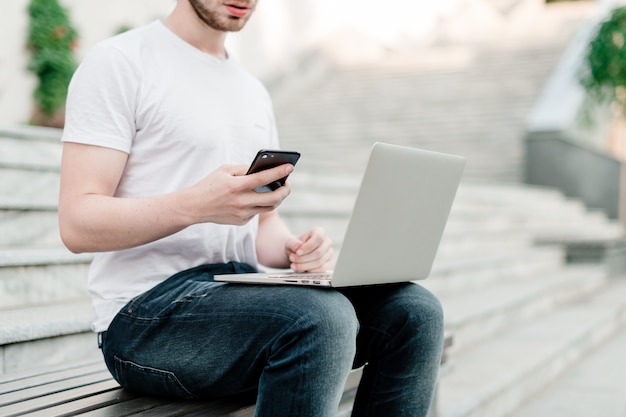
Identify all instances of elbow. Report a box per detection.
[59,227,85,254]
[58,216,87,254]
[63,242,84,255]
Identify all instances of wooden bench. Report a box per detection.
[0,335,451,416]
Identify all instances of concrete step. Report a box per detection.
[283,206,565,267]
[284,179,584,218]
[436,278,626,417]
[0,248,93,309]
[288,175,619,230]
[0,126,62,208]
[425,245,565,294]
[284,176,622,248]
[452,197,592,222]
[0,301,98,375]
[0,168,59,206]
[0,135,61,171]
[0,300,94,346]
[278,62,561,124]
[287,217,620,251]
[0,208,61,248]
[435,264,607,352]
[434,244,564,277]
[435,231,534,262]
[444,216,623,244]
[274,48,566,182]
[0,125,63,143]
[509,324,626,417]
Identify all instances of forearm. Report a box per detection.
[256,210,294,269]
[59,190,193,253]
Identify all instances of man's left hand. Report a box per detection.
[285,227,334,273]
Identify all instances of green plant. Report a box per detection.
[580,6,626,115]
[26,0,78,122]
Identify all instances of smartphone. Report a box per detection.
[246,149,301,192]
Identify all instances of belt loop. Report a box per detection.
[97,332,104,349]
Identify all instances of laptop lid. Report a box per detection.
[329,142,465,287]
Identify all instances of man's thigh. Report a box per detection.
[102,263,356,398]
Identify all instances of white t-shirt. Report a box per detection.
[62,21,280,332]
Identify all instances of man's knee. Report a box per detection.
[396,285,445,365]
[366,283,445,355]
[297,289,358,336]
[276,289,359,358]
[399,284,444,339]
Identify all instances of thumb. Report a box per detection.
[285,236,303,254]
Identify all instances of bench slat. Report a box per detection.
[178,403,255,417]
[111,399,254,417]
[0,361,104,386]
[78,395,254,417]
[78,395,175,416]
[21,387,136,417]
[0,364,107,396]
[0,371,112,407]
[0,379,120,416]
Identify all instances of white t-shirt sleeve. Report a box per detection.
[63,43,139,153]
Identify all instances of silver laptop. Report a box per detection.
[215,142,466,287]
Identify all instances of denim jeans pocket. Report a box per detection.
[113,356,197,399]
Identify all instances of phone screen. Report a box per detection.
[246,149,300,192]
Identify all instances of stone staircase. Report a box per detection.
[2,2,626,416]
[0,127,96,373]
[272,1,598,184]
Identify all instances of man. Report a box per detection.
[58,1,445,416]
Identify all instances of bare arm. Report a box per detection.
[256,210,334,272]
[58,142,293,253]
[255,210,295,269]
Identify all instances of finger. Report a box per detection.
[248,181,292,209]
[292,246,334,273]
[290,235,332,265]
[293,228,325,256]
[285,235,304,254]
[244,164,294,190]
[227,164,250,176]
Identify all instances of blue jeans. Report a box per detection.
[101,262,444,417]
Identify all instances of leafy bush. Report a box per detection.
[580,7,626,115]
[26,0,78,121]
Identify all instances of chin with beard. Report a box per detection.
[188,0,255,32]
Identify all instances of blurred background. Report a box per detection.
[1,0,626,416]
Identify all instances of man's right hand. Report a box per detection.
[180,163,294,226]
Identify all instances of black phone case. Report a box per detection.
[246,150,300,192]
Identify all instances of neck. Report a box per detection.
[164,1,228,59]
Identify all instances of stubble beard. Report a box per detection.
[188,0,253,32]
